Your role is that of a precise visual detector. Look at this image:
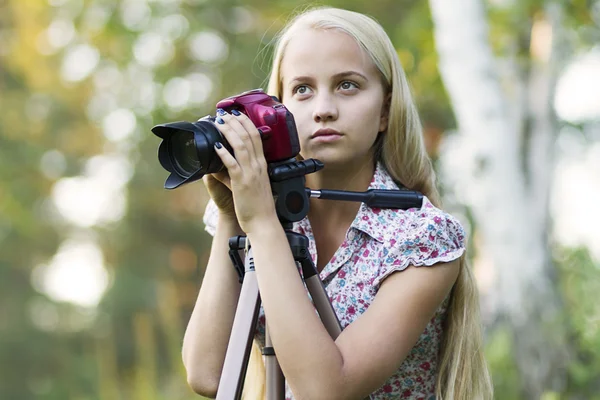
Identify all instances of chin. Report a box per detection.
[301,151,352,169]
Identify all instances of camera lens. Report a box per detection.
[169,130,201,177]
[152,117,228,189]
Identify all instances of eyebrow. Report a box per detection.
[288,70,368,85]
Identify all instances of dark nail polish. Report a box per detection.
[215,142,223,149]
[217,108,226,116]
[231,109,241,116]
[216,117,225,124]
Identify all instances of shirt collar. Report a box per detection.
[349,162,401,243]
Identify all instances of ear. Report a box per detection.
[379,92,392,132]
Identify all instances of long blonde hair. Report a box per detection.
[244,7,493,399]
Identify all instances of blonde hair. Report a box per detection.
[244,6,493,399]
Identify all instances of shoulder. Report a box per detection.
[373,196,466,288]
[369,163,465,246]
[381,196,466,256]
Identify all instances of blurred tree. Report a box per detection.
[429,0,599,398]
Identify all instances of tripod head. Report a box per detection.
[268,158,323,225]
[268,157,424,226]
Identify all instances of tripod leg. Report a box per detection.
[304,272,342,339]
[264,322,285,400]
[220,231,342,399]
[285,231,343,339]
[217,250,262,400]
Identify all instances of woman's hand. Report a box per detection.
[212,109,278,233]
[202,172,236,219]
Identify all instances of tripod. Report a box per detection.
[215,158,423,400]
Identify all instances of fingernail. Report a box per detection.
[231,109,241,116]
[215,142,223,149]
[216,117,225,124]
[216,108,226,116]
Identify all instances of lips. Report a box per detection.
[311,128,343,138]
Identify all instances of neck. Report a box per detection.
[304,158,376,226]
[305,158,376,192]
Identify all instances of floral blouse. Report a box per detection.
[203,163,466,399]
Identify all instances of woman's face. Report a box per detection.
[280,28,388,169]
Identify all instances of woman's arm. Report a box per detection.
[182,214,243,397]
[248,221,459,400]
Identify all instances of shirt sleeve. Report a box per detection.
[202,198,219,237]
[373,201,466,289]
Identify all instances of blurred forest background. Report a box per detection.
[1,0,599,399]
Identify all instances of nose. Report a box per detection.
[312,92,338,122]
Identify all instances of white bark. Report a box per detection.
[429,0,569,396]
[429,0,534,320]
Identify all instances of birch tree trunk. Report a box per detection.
[428,0,570,397]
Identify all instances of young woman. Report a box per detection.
[182,7,493,400]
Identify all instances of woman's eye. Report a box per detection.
[294,85,312,95]
[340,81,358,90]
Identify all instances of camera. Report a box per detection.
[151,89,301,189]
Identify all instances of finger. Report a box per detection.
[218,111,257,164]
[230,110,265,161]
[222,112,257,164]
[215,114,251,167]
[213,141,241,178]
[212,171,232,189]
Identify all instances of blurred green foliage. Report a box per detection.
[0,0,598,399]
[556,247,600,399]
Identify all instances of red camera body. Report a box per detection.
[216,89,300,163]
